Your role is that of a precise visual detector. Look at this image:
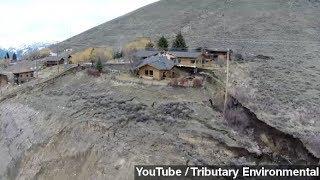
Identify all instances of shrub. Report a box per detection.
[87,68,101,77]
[145,42,155,50]
[96,59,103,72]
[235,53,244,61]
[169,78,179,87]
[193,78,203,88]
[113,51,123,59]
[178,77,188,86]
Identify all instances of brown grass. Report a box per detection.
[70,47,113,64]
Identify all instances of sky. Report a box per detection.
[0,0,159,48]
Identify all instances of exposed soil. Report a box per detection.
[0,68,318,179]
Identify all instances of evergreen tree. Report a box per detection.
[172,32,188,51]
[157,36,169,51]
[96,58,103,72]
[5,52,10,59]
[145,42,155,50]
[12,53,17,61]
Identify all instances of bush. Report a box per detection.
[178,78,188,86]
[168,78,179,87]
[87,68,101,77]
[113,51,123,59]
[256,54,274,60]
[145,42,155,50]
[235,53,244,61]
[193,78,203,88]
[96,59,103,72]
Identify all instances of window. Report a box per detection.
[149,70,153,76]
[145,70,148,75]
[31,73,34,77]
[26,75,29,77]
[191,60,195,64]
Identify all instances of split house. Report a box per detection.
[136,54,176,80]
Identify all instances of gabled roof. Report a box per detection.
[41,56,60,62]
[0,69,11,76]
[11,67,35,74]
[168,51,201,58]
[7,61,35,74]
[133,50,160,58]
[136,54,175,70]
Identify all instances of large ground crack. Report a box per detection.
[224,96,319,165]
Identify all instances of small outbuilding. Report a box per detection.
[136,54,177,80]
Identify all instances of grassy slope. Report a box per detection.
[55,0,320,157]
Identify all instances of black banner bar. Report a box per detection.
[134,165,320,180]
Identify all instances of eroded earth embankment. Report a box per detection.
[0,70,318,179]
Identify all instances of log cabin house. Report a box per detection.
[198,49,232,68]
[202,49,232,61]
[136,54,176,80]
[44,56,65,67]
[12,68,35,84]
[133,48,232,73]
[168,51,201,68]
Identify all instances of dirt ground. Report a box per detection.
[0,67,318,179]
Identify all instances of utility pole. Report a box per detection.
[223,49,230,116]
[57,46,60,74]
[35,60,38,78]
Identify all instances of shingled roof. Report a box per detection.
[168,51,201,58]
[133,50,160,58]
[7,61,36,74]
[136,54,175,70]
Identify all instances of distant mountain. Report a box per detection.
[0,42,55,60]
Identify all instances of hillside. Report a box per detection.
[1,0,320,179]
[55,0,320,52]
[54,0,320,157]
[55,0,320,157]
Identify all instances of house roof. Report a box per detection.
[0,70,11,77]
[7,61,35,74]
[168,51,201,58]
[136,54,175,70]
[133,50,160,58]
[41,56,60,62]
[204,48,231,54]
[11,67,35,74]
[38,55,69,63]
